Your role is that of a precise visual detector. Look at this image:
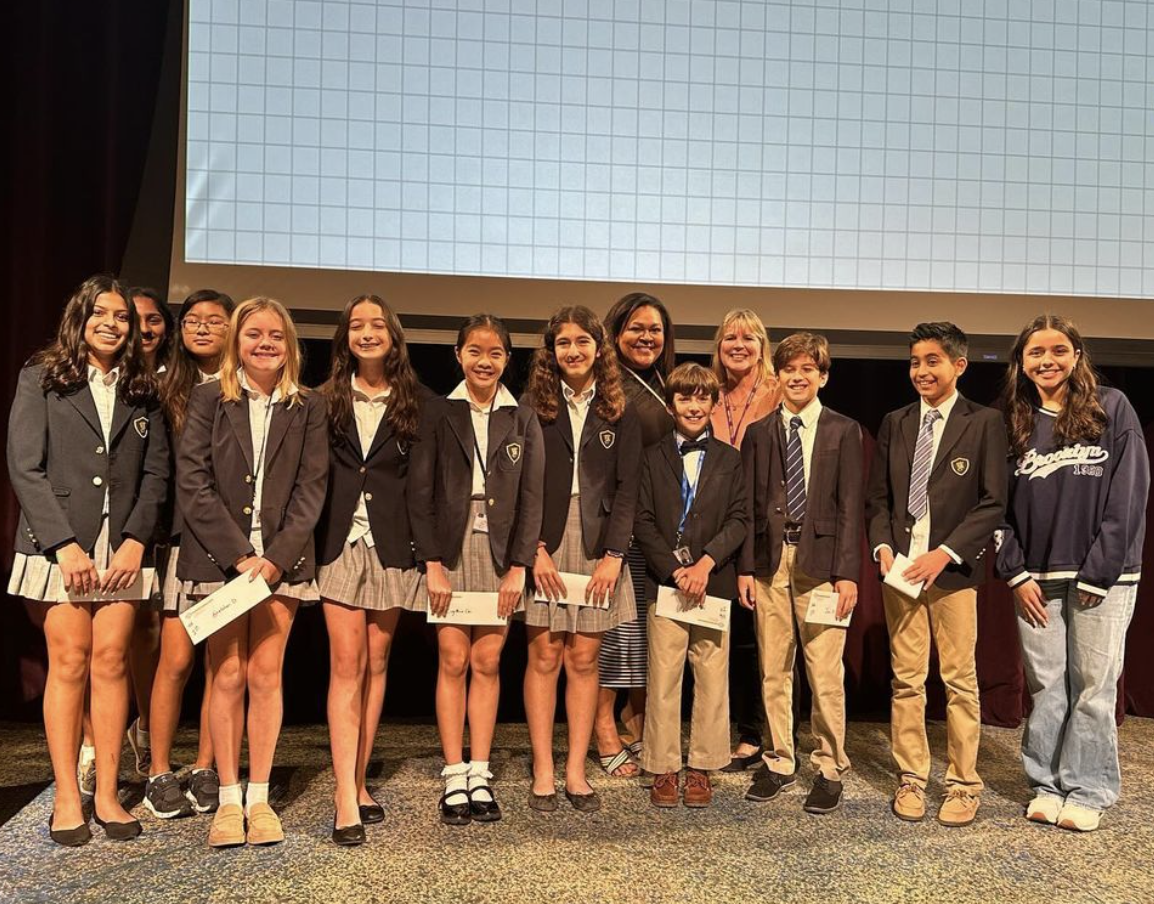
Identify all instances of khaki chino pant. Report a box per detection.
[755,544,850,781]
[882,583,983,791]
[640,603,731,775]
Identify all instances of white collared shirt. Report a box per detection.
[347,373,391,547]
[447,381,519,496]
[676,431,708,488]
[239,369,299,549]
[87,364,120,515]
[779,397,823,492]
[197,368,221,385]
[563,381,596,495]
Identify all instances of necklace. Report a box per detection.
[722,376,761,445]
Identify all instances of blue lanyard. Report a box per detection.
[677,447,706,540]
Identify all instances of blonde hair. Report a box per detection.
[219,297,306,406]
[710,308,775,386]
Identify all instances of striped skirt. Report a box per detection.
[523,496,636,634]
[597,541,650,688]
[317,538,422,612]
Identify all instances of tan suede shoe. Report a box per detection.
[207,803,245,848]
[891,782,926,822]
[938,788,981,827]
[245,802,285,845]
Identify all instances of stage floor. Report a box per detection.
[1,718,1151,904]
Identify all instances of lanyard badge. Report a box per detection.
[674,446,705,565]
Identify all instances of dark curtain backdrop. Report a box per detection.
[1,1,1152,727]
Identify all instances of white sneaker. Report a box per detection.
[1057,801,1102,832]
[1025,794,1063,825]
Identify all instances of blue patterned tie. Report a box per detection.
[907,409,942,521]
[785,416,806,522]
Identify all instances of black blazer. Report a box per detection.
[7,364,170,559]
[176,382,330,582]
[409,395,545,571]
[538,401,642,559]
[740,405,864,583]
[865,395,1009,591]
[315,384,435,570]
[634,434,749,601]
[621,367,674,447]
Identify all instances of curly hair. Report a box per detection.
[527,306,626,424]
[321,294,421,443]
[1001,314,1107,457]
[33,274,157,406]
[161,288,235,434]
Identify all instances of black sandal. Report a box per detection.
[439,789,471,826]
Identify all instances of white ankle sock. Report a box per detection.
[441,762,470,806]
[219,783,242,808]
[79,745,96,768]
[468,760,493,803]
[245,781,269,815]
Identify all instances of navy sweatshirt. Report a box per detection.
[996,386,1149,598]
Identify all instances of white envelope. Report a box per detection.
[427,592,511,626]
[884,553,926,599]
[66,568,156,603]
[804,587,852,627]
[179,573,272,644]
[655,586,731,632]
[533,571,609,609]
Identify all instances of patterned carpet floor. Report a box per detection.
[0,717,1151,904]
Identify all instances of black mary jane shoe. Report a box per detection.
[48,815,92,847]
[720,747,764,773]
[94,813,143,841]
[564,788,602,814]
[358,800,385,825]
[439,790,472,826]
[332,820,367,846]
[468,785,502,823]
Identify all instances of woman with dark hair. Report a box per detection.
[409,313,544,825]
[593,292,677,777]
[522,305,642,811]
[130,287,176,372]
[316,295,429,845]
[142,289,234,822]
[997,314,1149,833]
[7,275,169,845]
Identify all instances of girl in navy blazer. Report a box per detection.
[176,297,329,848]
[7,275,169,845]
[522,306,642,812]
[409,314,544,825]
[315,295,429,845]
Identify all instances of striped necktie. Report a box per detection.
[785,415,806,522]
[907,408,942,521]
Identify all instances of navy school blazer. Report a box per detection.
[7,364,170,559]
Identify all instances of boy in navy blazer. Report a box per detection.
[634,363,749,809]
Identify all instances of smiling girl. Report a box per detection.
[409,314,544,825]
[522,306,641,812]
[176,297,328,848]
[315,295,429,845]
[8,275,169,845]
[997,314,1149,832]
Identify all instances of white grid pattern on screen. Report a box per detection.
[186,0,1154,297]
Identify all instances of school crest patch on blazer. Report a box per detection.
[505,441,522,464]
[599,429,615,449]
[133,416,149,439]
[951,457,970,476]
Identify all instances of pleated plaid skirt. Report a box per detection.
[523,496,636,634]
[181,529,319,603]
[317,537,422,611]
[438,499,507,594]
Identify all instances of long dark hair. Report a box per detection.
[322,295,421,442]
[1002,314,1108,457]
[33,274,156,405]
[603,291,677,378]
[527,306,625,424]
[161,289,235,434]
[455,313,513,358]
[128,286,177,368]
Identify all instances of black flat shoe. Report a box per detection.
[332,820,366,846]
[439,790,471,826]
[468,785,502,823]
[48,815,91,847]
[528,790,558,812]
[94,814,143,841]
[358,802,385,824]
[564,788,601,813]
[721,747,764,773]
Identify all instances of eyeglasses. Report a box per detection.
[181,317,229,334]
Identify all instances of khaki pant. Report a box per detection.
[882,583,982,791]
[639,603,731,775]
[755,544,850,780]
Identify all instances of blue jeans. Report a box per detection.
[1017,579,1137,811]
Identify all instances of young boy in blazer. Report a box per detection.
[635,363,749,808]
[865,322,1008,827]
[737,332,863,814]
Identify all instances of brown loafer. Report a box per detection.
[683,769,713,808]
[245,802,285,846]
[650,772,680,808]
[207,803,245,848]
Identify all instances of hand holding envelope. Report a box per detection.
[655,586,731,632]
[533,571,610,609]
[179,573,272,645]
[884,552,926,599]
